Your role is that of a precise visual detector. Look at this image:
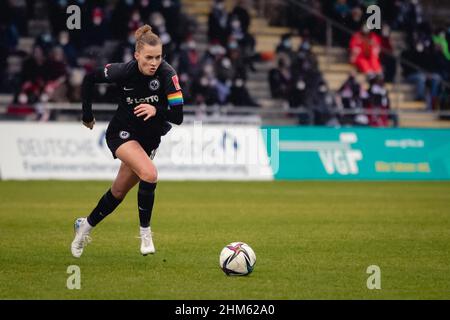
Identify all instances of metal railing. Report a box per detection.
[2,103,450,127]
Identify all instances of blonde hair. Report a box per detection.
[135,24,162,52]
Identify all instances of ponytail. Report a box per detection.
[135,24,162,51]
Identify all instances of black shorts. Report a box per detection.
[106,126,161,159]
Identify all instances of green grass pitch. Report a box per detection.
[0,181,449,299]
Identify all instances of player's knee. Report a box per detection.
[139,168,158,183]
[111,186,128,200]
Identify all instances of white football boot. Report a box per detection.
[71,218,92,258]
[139,227,155,255]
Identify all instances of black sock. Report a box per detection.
[138,181,157,228]
[87,189,122,227]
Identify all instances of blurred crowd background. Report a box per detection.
[0,0,449,127]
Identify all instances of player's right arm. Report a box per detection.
[81,63,125,129]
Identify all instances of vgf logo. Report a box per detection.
[279,132,363,176]
[318,133,362,175]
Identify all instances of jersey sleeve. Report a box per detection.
[157,66,184,125]
[102,63,127,83]
[81,63,126,122]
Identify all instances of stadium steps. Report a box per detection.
[399,112,450,128]
[17,37,35,55]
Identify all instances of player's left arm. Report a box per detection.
[157,70,184,125]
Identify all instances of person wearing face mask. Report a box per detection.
[268,58,291,100]
[276,33,295,60]
[230,0,250,34]
[71,25,184,258]
[310,80,338,126]
[228,77,259,108]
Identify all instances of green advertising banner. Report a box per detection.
[263,126,450,180]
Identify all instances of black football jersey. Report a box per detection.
[82,59,183,137]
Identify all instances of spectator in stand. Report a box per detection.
[111,29,136,63]
[342,6,364,45]
[291,37,319,80]
[208,0,229,46]
[276,33,296,64]
[178,36,202,79]
[227,36,248,80]
[378,0,402,30]
[268,58,291,99]
[191,64,220,106]
[57,31,78,67]
[349,24,383,77]
[202,40,227,67]
[227,16,257,72]
[331,0,352,47]
[160,0,184,44]
[308,80,339,126]
[44,46,69,102]
[229,0,251,34]
[364,75,395,127]
[128,9,143,34]
[395,0,424,31]
[379,24,397,82]
[288,74,309,110]
[0,19,19,92]
[7,91,36,119]
[6,0,30,36]
[84,7,109,48]
[285,0,326,44]
[137,0,156,22]
[228,77,259,107]
[215,56,233,105]
[432,28,450,80]
[401,39,443,110]
[21,45,47,85]
[336,72,368,125]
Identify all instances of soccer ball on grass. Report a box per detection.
[219,242,256,276]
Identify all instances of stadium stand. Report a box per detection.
[0,0,449,127]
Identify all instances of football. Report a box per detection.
[219,242,256,276]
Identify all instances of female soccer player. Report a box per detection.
[71,25,183,258]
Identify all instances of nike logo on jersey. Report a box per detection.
[123,87,134,91]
